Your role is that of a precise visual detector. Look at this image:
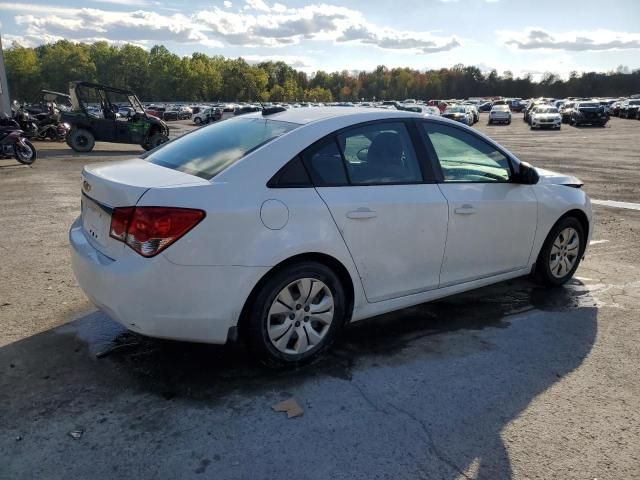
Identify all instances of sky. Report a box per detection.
[1,0,639,79]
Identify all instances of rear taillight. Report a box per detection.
[109,207,205,257]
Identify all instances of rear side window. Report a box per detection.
[267,156,311,188]
[145,118,298,180]
[301,138,349,186]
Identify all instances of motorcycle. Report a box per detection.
[14,106,69,141]
[0,117,37,165]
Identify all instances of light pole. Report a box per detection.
[0,34,11,114]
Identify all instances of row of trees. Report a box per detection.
[4,40,640,104]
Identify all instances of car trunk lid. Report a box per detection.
[80,159,208,259]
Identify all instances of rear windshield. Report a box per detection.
[145,117,298,179]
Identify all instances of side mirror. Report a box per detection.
[513,161,539,185]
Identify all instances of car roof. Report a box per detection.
[241,107,421,125]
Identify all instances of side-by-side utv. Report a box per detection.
[61,82,169,152]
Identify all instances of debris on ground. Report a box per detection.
[68,429,84,440]
[271,398,304,418]
[15,435,22,442]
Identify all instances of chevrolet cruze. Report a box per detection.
[70,108,592,365]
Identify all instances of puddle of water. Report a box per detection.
[55,277,597,403]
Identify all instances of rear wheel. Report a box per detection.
[14,139,37,165]
[194,117,202,125]
[535,217,585,286]
[243,262,347,366]
[143,133,169,151]
[67,128,95,153]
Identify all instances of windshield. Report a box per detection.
[492,105,509,111]
[578,103,599,108]
[629,100,640,105]
[534,107,558,113]
[145,117,299,180]
[446,107,465,113]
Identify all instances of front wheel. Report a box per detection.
[14,139,37,165]
[243,262,347,366]
[193,117,202,125]
[535,217,585,286]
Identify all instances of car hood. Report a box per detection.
[534,167,583,187]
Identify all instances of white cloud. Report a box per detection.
[0,2,460,55]
[242,54,313,70]
[337,25,460,53]
[499,28,640,51]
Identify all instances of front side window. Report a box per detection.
[336,122,422,185]
[145,117,298,180]
[422,123,511,183]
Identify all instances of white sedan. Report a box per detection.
[70,108,592,365]
[488,105,512,125]
[530,106,562,129]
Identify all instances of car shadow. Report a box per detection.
[1,277,598,479]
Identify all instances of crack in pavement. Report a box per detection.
[350,380,473,480]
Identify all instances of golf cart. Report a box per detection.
[61,81,169,152]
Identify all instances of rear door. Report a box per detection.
[306,120,449,303]
[419,121,537,286]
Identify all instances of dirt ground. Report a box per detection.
[0,113,639,479]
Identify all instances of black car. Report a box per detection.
[569,102,609,127]
[61,81,169,152]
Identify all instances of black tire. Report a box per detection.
[66,128,95,153]
[488,119,492,125]
[243,261,348,367]
[507,119,511,125]
[14,139,37,165]
[147,133,169,150]
[535,216,585,286]
[193,117,202,125]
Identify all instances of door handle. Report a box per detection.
[346,208,377,219]
[454,204,476,215]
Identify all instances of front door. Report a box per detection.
[304,121,449,303]
[419,121,538,286]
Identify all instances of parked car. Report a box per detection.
[488,105,511,125]
[570,102,609,127]
[560,102,575,123]
[523,101,544,123]
[401,105,441,116]
[478,101,493,112]
[193,107,223,125]
[70,108,592,366]
[619,99,640,119]
[506,99,524,112]
[441,105,473,125]
[464,104,480,123]
[611,101,622,117]
[530,106,562,129]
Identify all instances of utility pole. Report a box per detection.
[0,34,11,114]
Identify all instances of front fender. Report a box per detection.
[530,184,593,266]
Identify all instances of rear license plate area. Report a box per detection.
[82,197,109,244]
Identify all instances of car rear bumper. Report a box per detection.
[69,217,269,344]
